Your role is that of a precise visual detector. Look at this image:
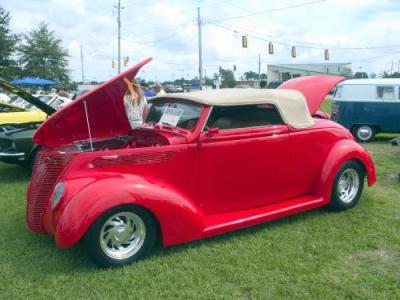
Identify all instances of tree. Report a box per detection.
[243,70,258,80]
[219,68,236,88]
[19,23,70,83]
[354,72,368,79]
[383,71,400,78]
[0,6,19,80]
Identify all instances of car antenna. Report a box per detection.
[83,100,94,152]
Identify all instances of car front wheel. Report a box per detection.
[84,205,157,267]
[329,160,364,211]
[352,125,375,142]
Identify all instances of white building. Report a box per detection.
[267,63,352,82]
[77,83,98,92]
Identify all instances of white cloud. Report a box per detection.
[2,0,400,81]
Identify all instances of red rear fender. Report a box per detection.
[312,139,376,201]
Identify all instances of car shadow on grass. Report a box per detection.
[373,134,399,143]
[151,207,330,259]
[7,194,376,274]
[4,207,330,274]
[0,163,30,183]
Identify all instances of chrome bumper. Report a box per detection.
[0,151,25,158]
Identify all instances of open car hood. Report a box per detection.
[0,80,56,115]
[33,57,152,147]
[277,75,345,114]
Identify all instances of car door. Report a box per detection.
[198,104,292,215]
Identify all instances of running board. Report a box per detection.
[202,195,326,238]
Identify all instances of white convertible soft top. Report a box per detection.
[152,88,314,129]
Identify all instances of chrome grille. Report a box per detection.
[26,151,72,232]
[91,151,176,168]
[0,139,11,151]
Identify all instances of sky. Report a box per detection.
[2,0,400,82]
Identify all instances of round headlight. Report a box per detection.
[51,181,65,209]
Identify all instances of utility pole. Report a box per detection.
[390,60,394,75]
[80,44,85,83]
[197,7,203,90]
[117,0,122,74]
[258,53,261,86]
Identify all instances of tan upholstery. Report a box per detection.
[151,88,314,129]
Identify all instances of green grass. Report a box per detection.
[1,138,399,299]
[320,96,333,113]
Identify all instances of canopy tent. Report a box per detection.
[10,77,57,86]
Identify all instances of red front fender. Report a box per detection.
[312,139,376,202]
[54,175,204,248]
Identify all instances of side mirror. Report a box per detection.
[207,127,219,136]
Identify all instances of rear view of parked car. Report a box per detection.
[332,79,400,142]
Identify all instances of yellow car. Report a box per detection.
[0,101,47,130]
[0,92,71,132]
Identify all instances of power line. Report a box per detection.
[121,0,233,27]
[352,51,400,63]
[213,23,321,49]
[121,25,189,44]
[192,0,235,10]
[220,22,400,50]
[204,0,327,25]
[212,22,400,51]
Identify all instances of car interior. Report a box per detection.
[206,104,284,130]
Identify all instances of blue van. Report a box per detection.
[332,79,400,142]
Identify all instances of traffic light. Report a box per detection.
[123,56,129,67]
[233,65,237,71]
[324,49,329,60]
[242,36,248,48]
[112,59,115,68]
[268,42,274,54]
[291,46,296,58]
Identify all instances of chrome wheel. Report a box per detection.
[337,169,360,203]
[356,125,373,142]
[100,212,146,260]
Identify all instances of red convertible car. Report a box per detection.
[27,58,376,267]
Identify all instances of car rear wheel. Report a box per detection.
[352,125,375,142]
[27,147,41,170]
[84,205,157,267]
[329,160,364,211]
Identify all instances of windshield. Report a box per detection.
[37,95,63,109]
[37,95,54,103]
[146,101,202,130]
[12,95,62,111]
[11,97,34,110]
[0,90,58,111]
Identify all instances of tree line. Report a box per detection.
[0,6,69,83]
